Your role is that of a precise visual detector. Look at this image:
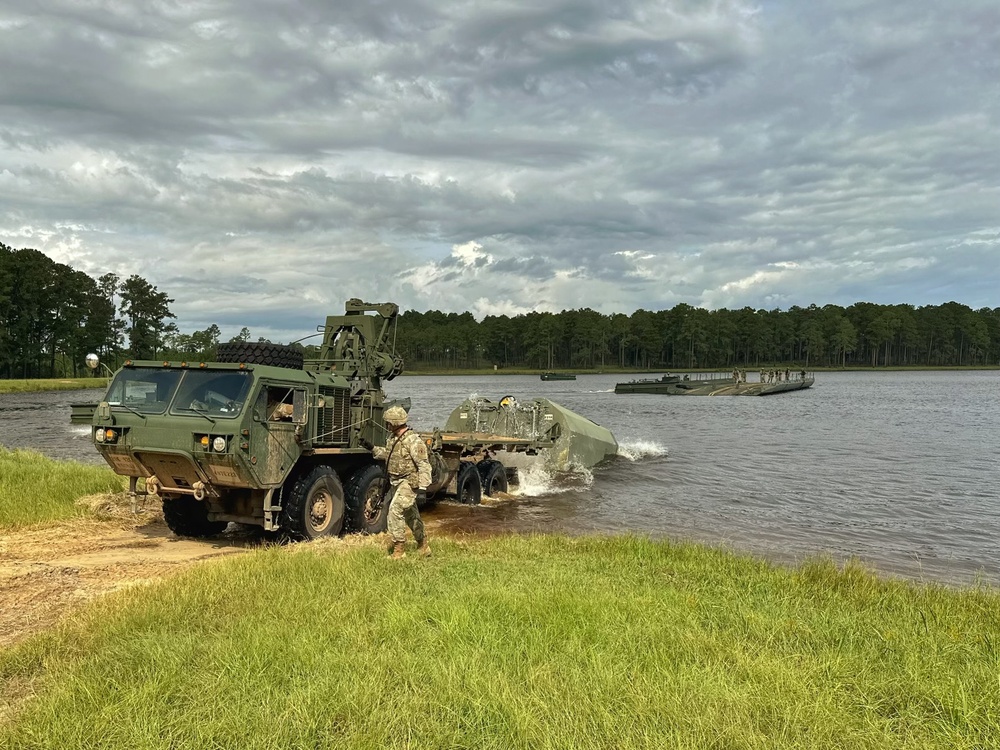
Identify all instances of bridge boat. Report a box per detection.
[540,372,577,381]
[614,373,814,396]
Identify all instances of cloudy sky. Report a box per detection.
[2,0,998,341]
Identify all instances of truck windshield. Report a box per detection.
[106,368,183,414]
[170,370,252,418]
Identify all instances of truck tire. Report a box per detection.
[215,341,304,370]
[456,461,482,505]
[345,463,389,535]
[162,495,228,538]
[477,460,508,497]
[281,465,345,540]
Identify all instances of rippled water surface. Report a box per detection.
[4,371,999,585]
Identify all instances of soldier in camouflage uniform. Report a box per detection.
[372,405,432,559]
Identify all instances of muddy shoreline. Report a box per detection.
[1,495,426,649]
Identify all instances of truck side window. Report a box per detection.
[266,386,295,422]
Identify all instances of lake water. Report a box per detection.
[3,370,999,586]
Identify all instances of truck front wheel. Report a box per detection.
[163,495,228,538]
[345,463,389,535]
[282,465,345,540]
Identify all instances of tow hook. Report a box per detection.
[192,481,207,501]
[146,476,161,496]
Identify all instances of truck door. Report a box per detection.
[249,385,305,486]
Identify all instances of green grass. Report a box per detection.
[2,535,997,749]
[0,449,126,529]
[0,377,107,393]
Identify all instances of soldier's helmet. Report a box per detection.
[384,405,408,426]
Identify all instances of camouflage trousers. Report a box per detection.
[387,479,426,544]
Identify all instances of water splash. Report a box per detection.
[518,464,595,497]
[501,453,595,497]
[616,439,669,462]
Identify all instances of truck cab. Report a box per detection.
[82,356,378,539]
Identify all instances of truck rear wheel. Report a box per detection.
[282,465,345,540]
[163,495,228,538]
[456,461,482,505]
[346,463,389,535]
[215,341,304,370]
[477,460,508,497]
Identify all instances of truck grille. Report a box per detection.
[315,387,350,445]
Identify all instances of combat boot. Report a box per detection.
[390,541,406,560]
[416,536,432,558]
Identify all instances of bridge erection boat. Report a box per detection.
[444,396,617,470]
[540,372,577,381]
[614,373,814,396]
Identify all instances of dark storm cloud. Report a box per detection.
[1,0,998,340]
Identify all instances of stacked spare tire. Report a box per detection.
[215,342,304,370]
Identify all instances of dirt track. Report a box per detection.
[0,496,266,648]
[0,493,484,649]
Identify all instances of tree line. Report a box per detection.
[2,243,999,378]
[2,244,188,378]
[395,302,1000,371]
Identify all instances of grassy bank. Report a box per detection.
[2,535,997,748]
[0,377,106,393]
[0,449,126,529]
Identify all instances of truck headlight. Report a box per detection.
[212,436,227,452]
[95,428,105,443]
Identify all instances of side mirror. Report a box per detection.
[86,353,113,377]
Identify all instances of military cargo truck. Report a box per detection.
[72,299,618,540]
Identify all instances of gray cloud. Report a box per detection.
[1,0,998,341]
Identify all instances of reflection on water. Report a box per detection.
[4,372,1000,586]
